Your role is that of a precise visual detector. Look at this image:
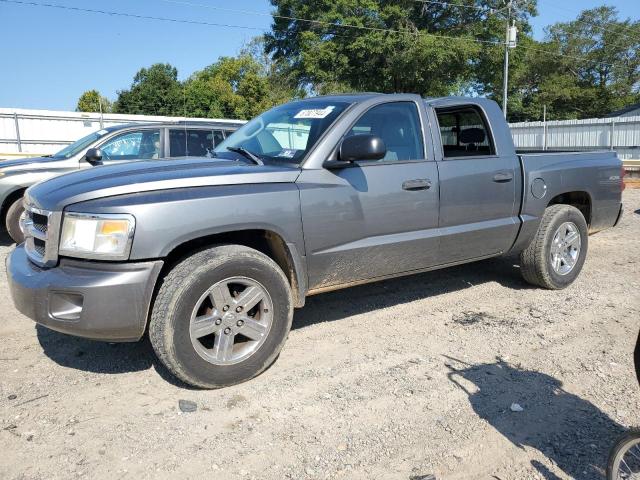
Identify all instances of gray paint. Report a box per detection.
[7,245,162,341]
[7,94,623,341]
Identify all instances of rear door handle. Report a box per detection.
[493,172,513,183]
[402,178,432,191]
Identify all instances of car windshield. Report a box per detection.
[214,100,351,165]
[51,129,110,159]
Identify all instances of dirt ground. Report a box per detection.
[1,190,639,480]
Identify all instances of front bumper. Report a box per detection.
[7,244,163,341]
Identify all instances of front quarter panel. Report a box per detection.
[65,184,306,260]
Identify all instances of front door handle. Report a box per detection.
[402,178,432,191]
[493,172,513,183]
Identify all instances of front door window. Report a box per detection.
[100,130,161,161]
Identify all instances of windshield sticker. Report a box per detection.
[294,106,335,119]
[96,129,109,136]
[277,148,297,158]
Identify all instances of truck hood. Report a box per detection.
[26,157,302,211]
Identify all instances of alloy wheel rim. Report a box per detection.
[189,276,273,366]
[550,221,581,276]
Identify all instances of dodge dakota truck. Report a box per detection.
[7,94,624,388]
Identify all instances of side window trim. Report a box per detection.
[342,100,427,164]
[434,104,498,160]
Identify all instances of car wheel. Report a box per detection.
[520,204,588,289]
[149,244,293,388]
[5,196,25,244]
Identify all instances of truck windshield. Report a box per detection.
[215,100,351,165]
[51,130,109,159]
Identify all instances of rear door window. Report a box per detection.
[436,106,495,158]
[169,129,221,157]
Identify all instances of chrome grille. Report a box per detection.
[31,212,48,233]
[21,203,61,268]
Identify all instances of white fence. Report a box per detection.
[509,115,640,164]
[2,107,639,167]
[0,108,245,159]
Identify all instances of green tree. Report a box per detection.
[76,90,112,113]
[509,6,640,120]
[113,63,183,116]
[184,47,299,120]
[264,0,536,96]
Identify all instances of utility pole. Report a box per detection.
[543,104,547,151]
[98,96,104,129]
[502,1,517,119]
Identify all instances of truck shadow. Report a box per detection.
[36,255,527,384]
[293,254,531,330]
[35,326,194,388]
[447,357,624,480]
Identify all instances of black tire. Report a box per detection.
[149,245,293,389]
[520,204,588,289]
[5,196,25,244]
[607,430,640,480]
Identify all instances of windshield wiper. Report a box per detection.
[226,146,264,166]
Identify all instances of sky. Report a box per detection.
[0,0,637,111]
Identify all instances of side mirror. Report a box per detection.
[85,148,103,165]
[339,134,386,162]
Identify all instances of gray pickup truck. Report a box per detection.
[7,94,624,388]
[0,120,242,243]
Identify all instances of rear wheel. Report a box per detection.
[520,204,588,289]
[149,245,293,388]
[5,196,25,244]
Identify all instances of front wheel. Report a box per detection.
[607,430,640,480]
[5,196,25,244]
[520,204,588,289]
[149,244,293,389]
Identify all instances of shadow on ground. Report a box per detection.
[293,255,530,330]
[447,357,624,480]
[0,231,15,247]
[35,255,529,385]
[36,326,195,388]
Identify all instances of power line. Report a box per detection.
[1,0,617,69]
[158,0,616,68]
[411,0,495,13]
[160,0,498,37]
[0,0,267,32]
[3,0,504,47]
[515,43,616,68]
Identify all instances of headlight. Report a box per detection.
[59,213,135,260]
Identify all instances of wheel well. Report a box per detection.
[0,188,26,225]
[160,229,304,307]
[547,191,591,226]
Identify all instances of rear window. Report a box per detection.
[169,129,226,157]
[436,106,495,158]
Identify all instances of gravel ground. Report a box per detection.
[1,190,639,480]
